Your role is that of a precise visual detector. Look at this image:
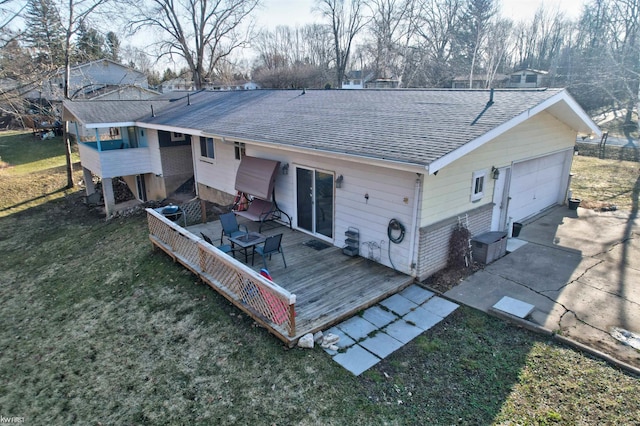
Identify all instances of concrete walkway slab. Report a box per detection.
[359,332,404,358]
[493,296,534,318]
[337,316,378,341]
[325,284,458,375]
[380,293,418,316]
[362,305,398,328]
[421,297,459,318]
[332,345,381,376]
[404,306,444,331]
[400,284,435,305]
[507,238,527,252]
[383,319,424,344]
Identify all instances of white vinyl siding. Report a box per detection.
[420,110,576,226]
[194,143,419,274]
[77,142,154,178]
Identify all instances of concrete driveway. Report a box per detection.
[445,205,640,368]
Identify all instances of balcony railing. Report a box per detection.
[146,208,297,342]
[78,141,154,177]
[83,139,128,151]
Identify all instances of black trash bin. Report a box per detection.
[512,222,523,237]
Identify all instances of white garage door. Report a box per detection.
[508,151,569,222]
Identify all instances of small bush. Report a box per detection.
[447,222,472,268]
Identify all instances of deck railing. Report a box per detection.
[146,208,297,341]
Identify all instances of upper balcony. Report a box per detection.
[78,139,155,178]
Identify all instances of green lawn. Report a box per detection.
[1,130,639,424]
[0,131,80,217]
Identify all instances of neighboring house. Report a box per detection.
[160,78,195,93]
[64,98,194,206]
[342,71,373,89]
[365,76,400,89]
[78,84,159,101]
[67,86,161,140]
[63,88,599,281]
[452,74,508,89]
[26,58,148,102]
[208,81,260,91]
[507,69,549,88]
[160,79,259,92]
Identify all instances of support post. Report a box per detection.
[102,177,116,218]
[289,304,296,337]
[82,167,95,196]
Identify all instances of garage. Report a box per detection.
[508,150,571,222]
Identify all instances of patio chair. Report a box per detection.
[219,212,248,244]
[202,231,234,255]
[252,233,287,269]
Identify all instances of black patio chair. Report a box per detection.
[202,231,237,257]
[252,233,286,269]
[219,212,248,244]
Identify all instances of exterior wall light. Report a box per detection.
[492,166,500,179]
[336,175,344,188]
[282,163,289,175]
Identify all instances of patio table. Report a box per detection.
[228,232,266,263]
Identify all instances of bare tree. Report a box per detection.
[511,5,571,71]
[315,0,370,88]
[411,0,462,87]
[571,0,640,122]
[125,0,260,89]
[365,0,417,85]
[483,18,513,87]
[59,0,111,188]
[252,25,332,88]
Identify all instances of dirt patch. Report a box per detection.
[421,264,479,294]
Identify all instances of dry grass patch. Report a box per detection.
[571,155,640,211]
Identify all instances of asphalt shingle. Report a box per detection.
[65,88,566,168]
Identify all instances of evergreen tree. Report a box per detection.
[162,67,178,82]
[105,31,120,62]
[23,0,65,67]
[75,22,105,62]
[454,0,497,86]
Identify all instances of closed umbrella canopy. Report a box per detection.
[235,156,280,201]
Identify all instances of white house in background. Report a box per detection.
[160,79,260,93]
[26,59,148,102]
[63,88,599,280]
[160,78,195,93]
[342,71,373,89]
[507,69,549,88]
[452,74,509,89]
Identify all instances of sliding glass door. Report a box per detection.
[295,167,334,239]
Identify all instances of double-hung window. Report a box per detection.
[471,170,486,202]
[200,137,215,160]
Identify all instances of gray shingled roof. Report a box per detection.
[66,88,570,167]
[64,99,171,125]
[141,89,566,167]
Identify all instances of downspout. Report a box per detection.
[192,136,199,197]
[73,122,80,142]
[407,174,422,276]
[95,128,102,152]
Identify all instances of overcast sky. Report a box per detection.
[257,0,586,29]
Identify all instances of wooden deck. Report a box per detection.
[188,217,415,341]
